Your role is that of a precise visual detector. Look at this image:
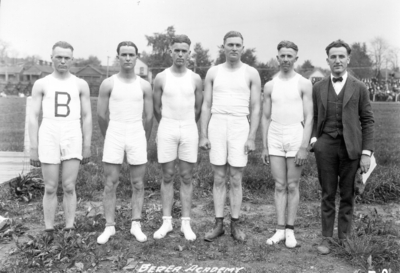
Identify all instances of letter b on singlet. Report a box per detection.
[55,92,71,117]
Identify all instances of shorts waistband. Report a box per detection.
[160,117,196,125]
[270,120,303,128]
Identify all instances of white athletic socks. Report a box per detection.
[97,225,116,244]
[285,228,297,248]
[266,229,286,245]
[131,221,147,242]
[181,217,196,241]
[153,216,173,239]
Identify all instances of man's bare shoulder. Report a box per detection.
[139,77,152,92]
[76,76,89,89]
[191,71,202,82]
[298,75,312,89]
[205,66,218,79]
[264,79,274,95]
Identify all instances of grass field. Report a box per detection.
[0,98,399,272]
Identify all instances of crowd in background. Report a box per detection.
[362,78,400,102]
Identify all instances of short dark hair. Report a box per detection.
[325,39,351,55]
[277,40,298,52]
[170,35,191,46]
[223,31,243,43]
[116,41,138,55]
[52,41,74,52]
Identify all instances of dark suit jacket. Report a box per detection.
[311,74,374,160]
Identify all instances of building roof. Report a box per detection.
[0,65,24,74]
[302,68,326,79]
[23,64,54,75]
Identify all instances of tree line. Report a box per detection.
[1,26,398,85]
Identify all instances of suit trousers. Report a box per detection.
[314,133,359,239]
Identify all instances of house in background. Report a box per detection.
[302,68,326,84]
[0,65,24,83]
[22,64,54,82]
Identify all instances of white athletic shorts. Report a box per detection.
[38,118,82,164]
[268,120,303,158]
[157,118,198,163]
[102,120,147,165]
[208,114,249,167]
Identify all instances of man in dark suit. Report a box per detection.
[310,40,374,254]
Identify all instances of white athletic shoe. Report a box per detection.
[285,229,297,248]
[266,229,285,245]
[97,226,116,245]
[181,217,196,241]
[131,221,147,242]
[153,216,173,239]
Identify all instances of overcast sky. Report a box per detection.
[1,0,399,69]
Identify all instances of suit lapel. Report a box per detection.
[343,75,356,107]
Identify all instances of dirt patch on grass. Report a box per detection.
[3,188,398,273]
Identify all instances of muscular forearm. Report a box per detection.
[301,117,313,148]
[248,106,261,140]
[82,116,92,148]
[261,116,271,149]
[154,110,162,124]
[28,117,39,148]
[98,115,108,138]
[144,117,153,142]
[200,106,211,138]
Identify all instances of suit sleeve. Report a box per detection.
[358,82,374,152]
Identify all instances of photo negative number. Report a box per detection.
[55,91,71,117]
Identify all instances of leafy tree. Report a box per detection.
[144,26,175,77]
[215,46,225,65]
[370,37,389,77]
[301,60,314,72]
[349,42,373,79]
[189,43,212,79]
[257,62,279,87]
[74,55,101,67]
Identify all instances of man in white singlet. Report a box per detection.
[152,35,203,241]
[261,41,313,248]
[97,41,153,244]
[199,31,261,242]
[29,41,92,240]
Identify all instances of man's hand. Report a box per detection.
[199,137,211,150]
[294,147,308,166]
[360,154,371,174]
[30,147,41,167]
[81,146,91,165]
[261,148,270,165]
[244,139,256,155]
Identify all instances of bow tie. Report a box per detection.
[333,77,343,83]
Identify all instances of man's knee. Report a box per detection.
[287,179,299,194]
[104,175,119,193]
[44,183,58,196]
[131,177,144,191]
[180,169,192,185]
[274,179,287,194]
[229,171,243,189]
[163,168,175,184]
[62,181,76,196]
[214,171,226,186]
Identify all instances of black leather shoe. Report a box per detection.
[204,219,224,242]
[231,221,246,242]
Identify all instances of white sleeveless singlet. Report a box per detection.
[211,64,250,117]
[42,74,81,120]
[109,75,143,123]
[271,73,303,125]
[162,68,195,120]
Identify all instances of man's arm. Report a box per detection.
[28,80,44,167]
[309,83,319,151]
[261,81,273,164]
[199,67,216,150]
[193,73,204,123]
[97,77,112,138]
[359,82,375,173]
[244,67,262,154]
[79,79,92,164]
[152,73,164,124]
[142,79,154,142]
[295,78,313,165]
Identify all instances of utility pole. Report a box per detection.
[106,56,110,78]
